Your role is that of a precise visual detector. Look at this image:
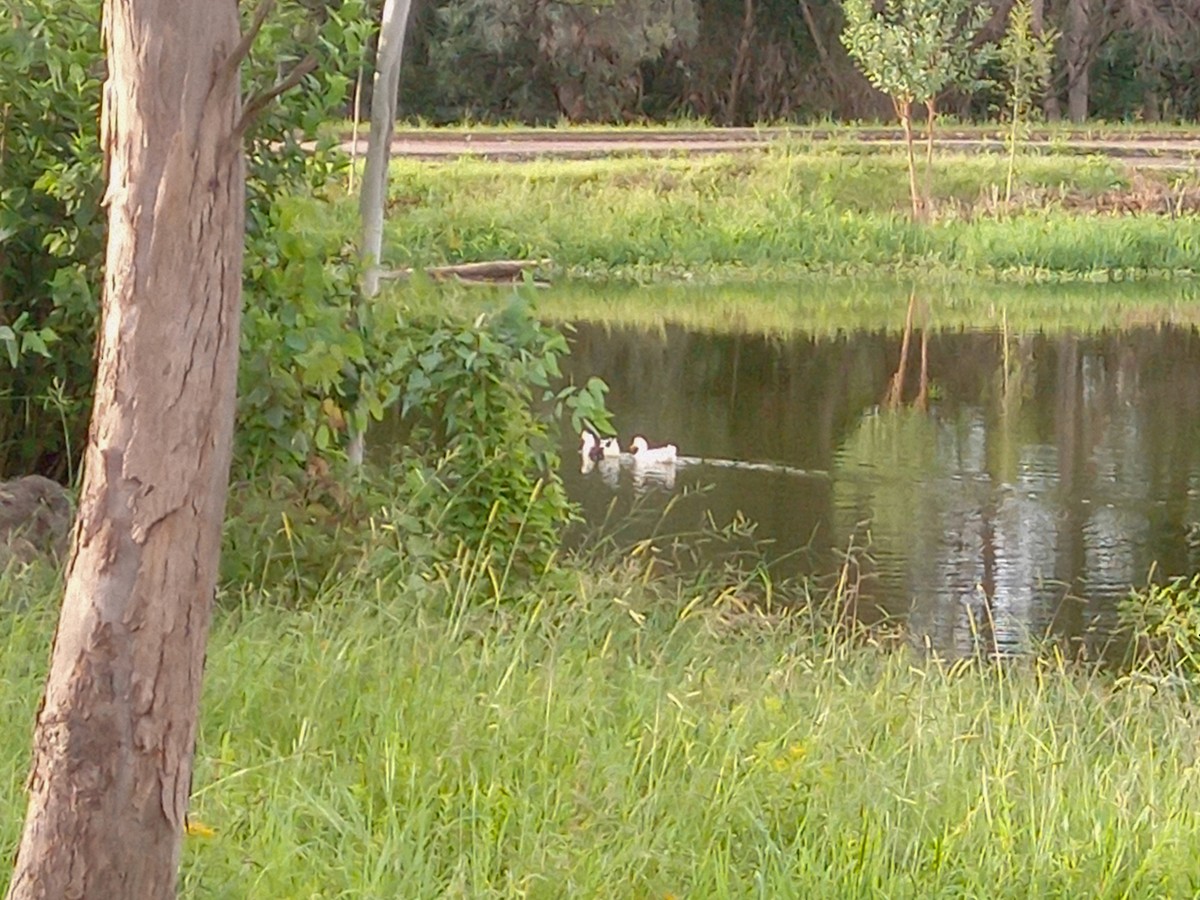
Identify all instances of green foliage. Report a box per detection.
[380,294,609,575]
[239,196,394,468]
[840,0,992,109]
[423,0,698,122]
[1119,574,1200,682]
[0,0,369,478]
[235,214,611,588]
[241,0,371,235]
[0,0,105,476]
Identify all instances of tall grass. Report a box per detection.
[5,555,1200,897]
[364,149,1200,281]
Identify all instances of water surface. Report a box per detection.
[561,316,1200,659]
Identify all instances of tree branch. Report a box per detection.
[235,54,318,138]
[226,0,276,76]
[797,0,830,66]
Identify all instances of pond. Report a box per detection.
[556,285,1200,660]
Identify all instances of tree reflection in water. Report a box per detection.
[563,321,1200,660]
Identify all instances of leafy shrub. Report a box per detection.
[238,195,394,468]
[380,293,610,577]
[225,287,611,597]
[0,0,368,478]
[0,0,104,477]
[1119,574,1200,681]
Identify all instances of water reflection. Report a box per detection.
[562,322,1200,659]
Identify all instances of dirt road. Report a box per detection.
[341,127,1200,169]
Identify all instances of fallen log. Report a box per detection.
[380,259,552,285]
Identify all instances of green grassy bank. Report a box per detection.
[359,146,1200,281]
[4,560,1200,897]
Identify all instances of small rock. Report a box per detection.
[0,475,74,564]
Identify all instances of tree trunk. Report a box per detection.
[5,0,244,896]
[923,97,936,214]
[723,0,756,125]
[355,0,414,465]
[360,0,414,301]
[894,98,923,221]
[1139,57,1161,122]
[1066,0,1091,122]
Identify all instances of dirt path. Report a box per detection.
[340,127,1200,169]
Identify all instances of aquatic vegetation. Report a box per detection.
[1120,574,1200,682]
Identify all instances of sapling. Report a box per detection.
[841,0,991,220]
[998,0,1058,205]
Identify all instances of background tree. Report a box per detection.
[417,0,699,122]
[841,0,992,219]
[1044,0,1200,122]
[379,0,1200,123]
[5,0,273,894]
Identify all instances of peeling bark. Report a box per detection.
[5,0,244,897]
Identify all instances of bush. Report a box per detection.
[384,294,607,575]
[0,0,105,477]
[0,0,369,479]
[1119,574,1200,681]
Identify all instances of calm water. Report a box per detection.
[561,321,1200,659]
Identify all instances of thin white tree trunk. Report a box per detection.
[6,0,244,895]
[360,0,413,301]
[351,0,412,465]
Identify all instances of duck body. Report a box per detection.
[628,435,677,465]
[580,428,621,462]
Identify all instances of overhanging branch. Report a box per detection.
[229,0,275,74]
[235,54,318,137]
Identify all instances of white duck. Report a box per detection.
[628,435,677,465]
[580,428,621,462]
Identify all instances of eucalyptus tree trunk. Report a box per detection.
[353,0,413,465]
[5,0,244,896]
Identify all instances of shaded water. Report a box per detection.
[562,320,1200,659]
